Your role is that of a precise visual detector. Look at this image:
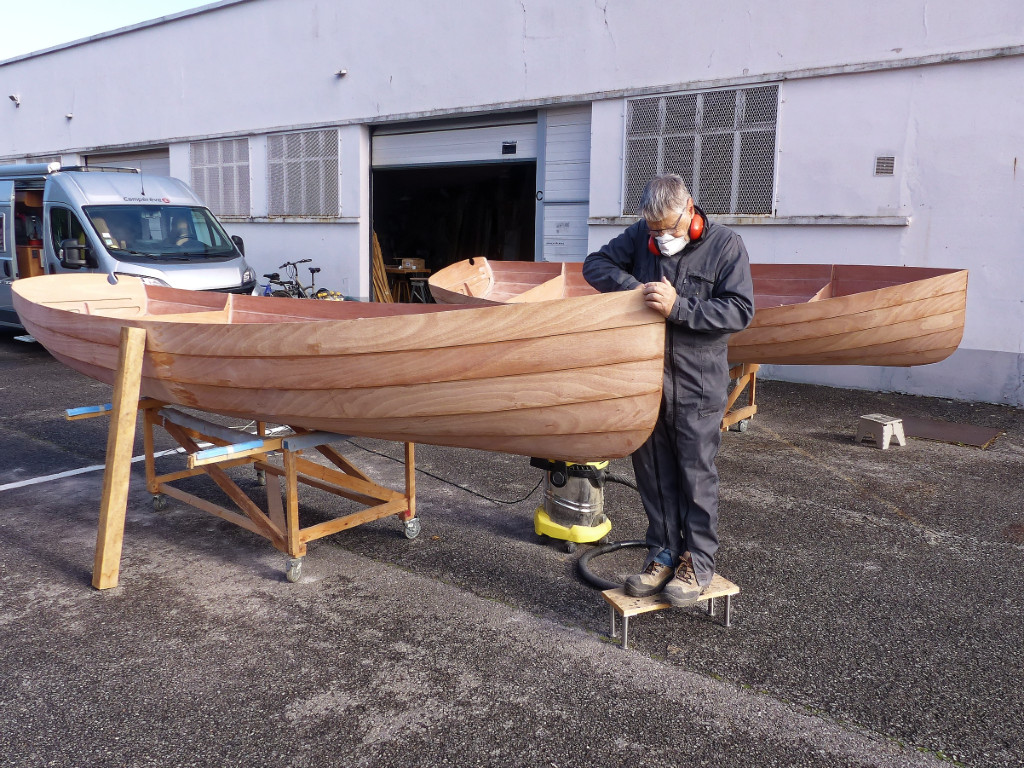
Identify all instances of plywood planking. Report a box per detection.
[14,273,666,460]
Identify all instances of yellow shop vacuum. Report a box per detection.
[529,458,613,552]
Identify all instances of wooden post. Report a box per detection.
[283,448,303,557]
[143,407,157,494]
[403,442,416,521]
[92,326,147,590]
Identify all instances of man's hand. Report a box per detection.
[642,277,677,318]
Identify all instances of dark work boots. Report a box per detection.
[624,561,675,597]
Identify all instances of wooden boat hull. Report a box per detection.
[13,274,666,460]
[429,259,968,367]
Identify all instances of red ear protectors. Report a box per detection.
[647,212,704,254]
[688,212,704,241]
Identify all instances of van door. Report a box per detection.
[0,181,18,326]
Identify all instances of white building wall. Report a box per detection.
[4,0,1023,156]
[215,123,370,299]
[734,60,1024,404]
[1,0,1022,402]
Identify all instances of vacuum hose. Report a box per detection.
[572,471,645,590]
[576,539,647,590]
[604,473,637,492]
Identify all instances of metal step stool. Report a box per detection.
[602,573,739,650]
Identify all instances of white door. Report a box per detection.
[536,106,592,262]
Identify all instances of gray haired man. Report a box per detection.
[583,174,755,606]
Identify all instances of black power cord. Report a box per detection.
[349,438,644,590]
[345,439,544,505]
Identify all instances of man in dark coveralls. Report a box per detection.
[583,174,755,606]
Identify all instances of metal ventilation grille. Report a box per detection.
[268,130,340,217]
[875,156,895,176]
[624,84,778,215]
[190,139,250,217]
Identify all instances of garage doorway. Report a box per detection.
[85,148,171,176]
[371,162,537,275]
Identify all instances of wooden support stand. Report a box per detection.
[602,574,740,650]
[856,413,907,449]
[72,327,417,589]
[92,326,147,590]
[145,410,418,584]
[721,363,759,432]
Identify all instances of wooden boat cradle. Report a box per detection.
[74,326,417,590]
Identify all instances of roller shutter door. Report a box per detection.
[372,121,537,167]
[86,149,170,176]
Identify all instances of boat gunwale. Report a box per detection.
[739,269,967,328]
[14,275,664,358]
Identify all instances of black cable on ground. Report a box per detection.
[345,439,544,505]
[576,539,647,590]
[347,437,643,590]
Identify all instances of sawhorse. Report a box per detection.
[721,363,759,432]
[69,326,418,590]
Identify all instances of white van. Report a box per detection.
[0,163,257,328]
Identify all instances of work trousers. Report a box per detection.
[632,402,723,587]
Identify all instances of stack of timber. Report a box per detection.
[13,274,667,460]
[428,259,968,367]
[371,231,394,303]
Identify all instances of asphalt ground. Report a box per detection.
[1,328,1022,767]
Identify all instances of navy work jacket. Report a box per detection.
[582,208,755,412]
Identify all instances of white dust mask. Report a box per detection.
[654,231,688,257]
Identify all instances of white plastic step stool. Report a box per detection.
[856,413,906,449]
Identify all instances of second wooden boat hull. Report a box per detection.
[731,265,967,366]
[429,259,968,367]
[13,275,666,460]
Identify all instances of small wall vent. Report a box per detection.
[874,156,895,176]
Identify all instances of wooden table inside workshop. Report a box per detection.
[385,266,431,302]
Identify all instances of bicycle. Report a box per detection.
[262,259,343,300]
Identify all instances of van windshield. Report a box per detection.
[84,205,237,261]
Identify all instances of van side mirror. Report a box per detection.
[59,239,94,269]
[230,234,245,255]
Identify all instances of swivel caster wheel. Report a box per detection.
[255,468,266,487]
[564,541,578,554]
[285,558,303,583]
[403,517,422,540]
[152,494,168,512]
